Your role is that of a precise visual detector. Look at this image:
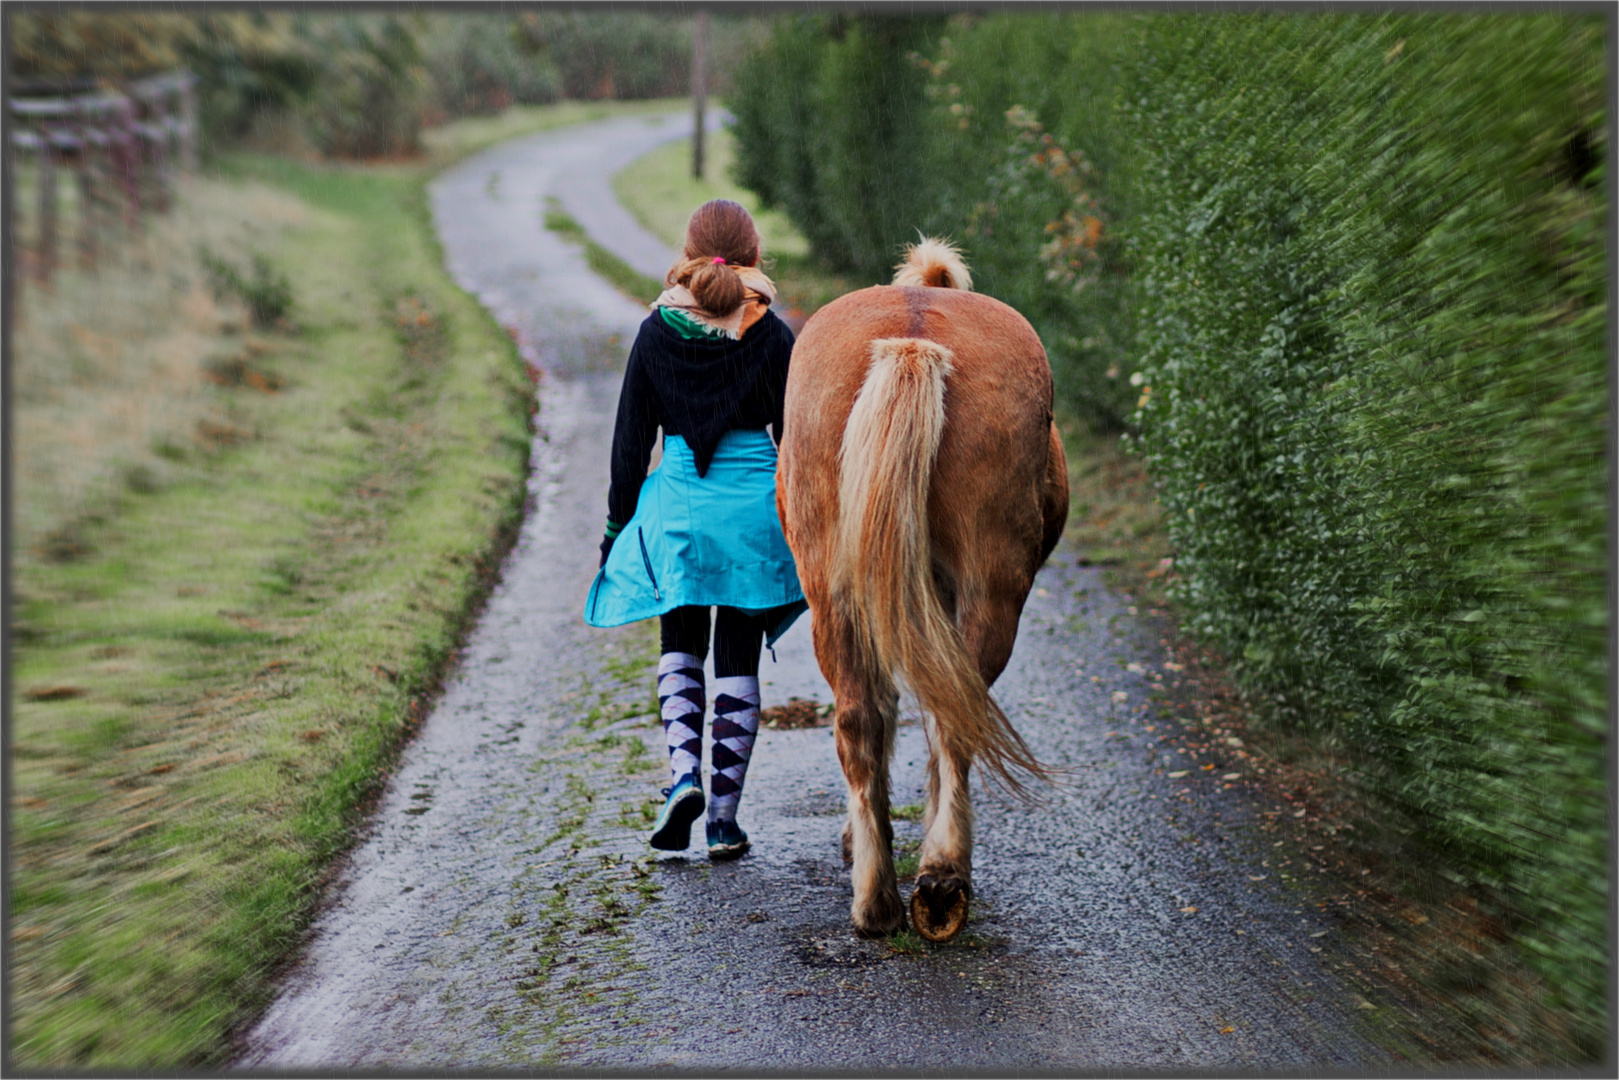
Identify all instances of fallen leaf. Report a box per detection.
[1126,662,1144,674]
[1310,930,1328,938]
[761,697,831,730]
[1201,763,1215,770]
[26,686,85,702]
[1111,690,1129,703]
[1168,770,1189,778]
[1219,1026,1234,1035]
[1179,905,1199,914]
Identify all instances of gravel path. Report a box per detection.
[234,109,1402,1072]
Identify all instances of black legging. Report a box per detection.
[659,605,785,678]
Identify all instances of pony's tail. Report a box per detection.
[834,338,1045,795]
[892,236,973,291]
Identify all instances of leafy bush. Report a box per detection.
[297,15,429,158]
[9,11,204,80]
[728,13,1140,427]
[421,13,559,120]
[200,248,293,327]
[516,10,694,100]
[8,11,319,149]
[1126,12,1607,1045]
[183,14,320,145]
[729,15,941,278]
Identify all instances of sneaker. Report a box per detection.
[706,818,750,861]
[649,773,705,851]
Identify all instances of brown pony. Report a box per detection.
[776,239,1069,941]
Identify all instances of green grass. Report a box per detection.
[5,107,568,1067]
[542,201,666,305]
[610,127,807,258]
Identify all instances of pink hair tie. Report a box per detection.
[711,256,726,265]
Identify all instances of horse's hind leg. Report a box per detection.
[913,731,973,942]
[913,590,1024,943]
[817,606,904,936]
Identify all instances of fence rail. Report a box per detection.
[8,69,198,284]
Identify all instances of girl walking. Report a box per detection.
[584,199,805,860]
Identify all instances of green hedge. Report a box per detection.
[1128,12,1606,1047]
[728,13,1139,427]
[731,10,1608,1050]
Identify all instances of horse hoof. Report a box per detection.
[911,874,970,943]
[852,891,906,938]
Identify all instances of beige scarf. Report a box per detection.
[652,265,778,340]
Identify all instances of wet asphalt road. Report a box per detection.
[235,110,1400,1072]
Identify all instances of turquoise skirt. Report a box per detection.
[584,429,807,647]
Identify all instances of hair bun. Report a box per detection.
[667,200,761,318]
[676,256,747,319]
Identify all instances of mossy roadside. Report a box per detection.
[6,101,672,1070]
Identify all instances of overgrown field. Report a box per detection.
[726,11,1607,1058]
[6,101,666,1069]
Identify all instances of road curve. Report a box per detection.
[234,110,1400,1071]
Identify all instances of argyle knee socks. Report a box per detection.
[709,675,760,823]
[657,652,705,783]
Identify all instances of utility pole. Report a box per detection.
[692,9,708,180]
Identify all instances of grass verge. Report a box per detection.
[5,119,564,1066]
[542,201,666,305]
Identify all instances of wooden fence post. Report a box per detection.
[692,9,708,180]
[112,96,141,229]
[36,136,57,283]
[178,72,199,173]
[131,78,171,215]
[76,95,124,265]
[8,70,196,280]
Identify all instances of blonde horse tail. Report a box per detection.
[891,236,973,291]
[834,337,1045,795]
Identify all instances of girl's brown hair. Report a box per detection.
[667,199,761,319]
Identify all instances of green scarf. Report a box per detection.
[658,306,729,341]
